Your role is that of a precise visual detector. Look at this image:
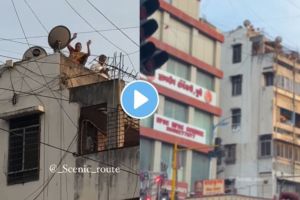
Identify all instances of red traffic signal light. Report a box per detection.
[154,176,162,184]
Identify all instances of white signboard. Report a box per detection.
[152,70,217,106]
[153,114,206,144]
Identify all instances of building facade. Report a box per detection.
[140,0,224,198]
[0,53,139,200]
[219,23,300,199]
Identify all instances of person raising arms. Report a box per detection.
[67,33,91,65]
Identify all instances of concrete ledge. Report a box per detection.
[0,105,45,120]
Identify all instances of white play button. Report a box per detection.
[134,90,149,109]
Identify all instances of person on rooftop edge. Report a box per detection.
[67,33,91,65]
[91,54,109,79]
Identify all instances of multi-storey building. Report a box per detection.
[140,0,224,198]
[0,51,139,199]
[219,22,300,198]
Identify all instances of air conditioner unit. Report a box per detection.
[22,46,47,60]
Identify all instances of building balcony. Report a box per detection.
[274,157,300,180]
[273,122,300,145]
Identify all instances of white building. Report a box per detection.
[219,23,300,199]
[0,52,139,200]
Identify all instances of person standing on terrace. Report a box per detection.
[67,33,91,65]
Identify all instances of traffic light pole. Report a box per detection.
[171,143,178,200]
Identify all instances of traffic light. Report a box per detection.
[154,175,162,184]
[140,0,169,76]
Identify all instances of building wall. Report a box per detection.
[0,54,139,200]
[219,28,275,198]
[141,0,224,196]
[171,0,199,19]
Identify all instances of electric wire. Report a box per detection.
[11,0,31,46]
[85,0,139,47]
[0,53,139,81]
[0,26,139,41]
[24,0,49,33]
[2,2,139,199]
[0,126,139,175]
[64,0,138,71]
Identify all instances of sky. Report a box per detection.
[201,0,300,51]
[0,0,139,73]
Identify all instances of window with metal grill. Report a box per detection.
[231,75,242,96]
[259,135,272,158]
[7,114,40,185]
[264,72,274,86]
[232,44,242,63]
[231,108,241,129]
[225,144,236,164]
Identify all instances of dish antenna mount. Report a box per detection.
[48,25,71,51]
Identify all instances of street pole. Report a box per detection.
[171,143,178,200]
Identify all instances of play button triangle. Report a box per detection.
[134,90,149,109]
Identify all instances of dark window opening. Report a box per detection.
[275,60,293,71]
[8,114,40,185]
[295,113,300,128]
[225,179,236,194]
[231,75,242,96]
[252,41,262,55]
[279,108,293,125]
[259,135,272,157]
[232,44,242,63]
[231,109,241,129]
[225,144,236,164]
[264,72,274,86]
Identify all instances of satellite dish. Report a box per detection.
[48,25,71,51]
[243,19,251,28]
[23,46,47,60]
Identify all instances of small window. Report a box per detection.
[8,114,40,185]
[225,144,236,164]
[231,108,241,129]
[225,179,236,194]
[259,135,272,158]
[232,44,242,63]
[279,108,293,125]
[231,75,242,96]
[264,72,274,86]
